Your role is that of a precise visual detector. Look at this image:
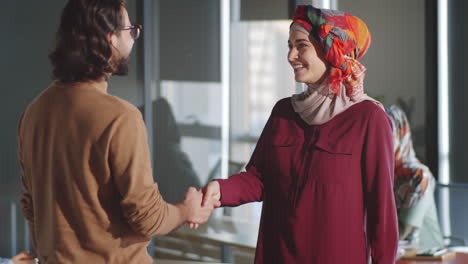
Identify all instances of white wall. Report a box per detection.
[338,0,427,160]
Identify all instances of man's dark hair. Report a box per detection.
[49,0,126,83]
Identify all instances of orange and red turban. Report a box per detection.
[291,5,371,96]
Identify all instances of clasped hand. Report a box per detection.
[183,181,221,229]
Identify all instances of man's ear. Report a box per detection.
[108,32,117,49]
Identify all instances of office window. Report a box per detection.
[229,20,295,220]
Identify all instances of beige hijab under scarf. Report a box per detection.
[290,23,383,125]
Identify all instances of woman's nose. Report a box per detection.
[288,48,298,62]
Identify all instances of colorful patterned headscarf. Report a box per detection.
[291,5,371,96]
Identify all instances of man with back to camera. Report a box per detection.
[17,0,217,263]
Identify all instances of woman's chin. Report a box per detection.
[294,76,312,84]
[295,74,323,85]
[294,75,305,83]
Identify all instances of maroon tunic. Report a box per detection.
[217,99,398,264]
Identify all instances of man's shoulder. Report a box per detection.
[103,94,140,115]
[20,81,142,129]
[61,81,142,118]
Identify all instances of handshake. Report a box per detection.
[179,181,221,229]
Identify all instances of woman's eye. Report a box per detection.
[298,43,307,49]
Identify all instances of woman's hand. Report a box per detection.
[187,181,221,229]
[202,181,221,207]
[182,187,216,230]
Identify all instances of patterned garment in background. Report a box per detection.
[386,105,434,208]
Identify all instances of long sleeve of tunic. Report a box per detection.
[217,98,398,264]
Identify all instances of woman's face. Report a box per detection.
[288,30,328,85]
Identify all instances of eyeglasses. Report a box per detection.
[119,24,142,40]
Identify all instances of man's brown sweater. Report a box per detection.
[18,81,187,264]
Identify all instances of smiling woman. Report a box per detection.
[202,4,399,264]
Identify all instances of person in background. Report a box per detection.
[17,1,215,263]
[0,252,36,264]
[153,97,202,203]
[201,4,398,264]
[386,105,444,247]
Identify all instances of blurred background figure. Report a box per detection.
[387,105,444,248]
[153,98,202,203]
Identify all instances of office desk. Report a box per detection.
[155,216,257,262]
[163,219,468,264]
[156,260,225,264]
[172,216,258,250]
[397,253,468,264]
[156,252,468,264]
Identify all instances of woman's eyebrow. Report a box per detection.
[295,39,309,43]
[288,39,310,44]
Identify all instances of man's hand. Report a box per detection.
[11,251,37,264]
[188,181,222,229]
[182,187,214,227]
